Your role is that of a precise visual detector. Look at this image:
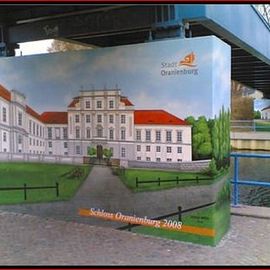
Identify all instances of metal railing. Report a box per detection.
[135,175,210,188]
[231,119,270,132]
[231,152,270,206]
[0,182,59,200]
[118,201,216,231]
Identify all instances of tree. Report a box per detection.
[87,146,96,157]
[103,148,113,159]
[186,115,212,160]
[185,116,196,126]
[211,118,219,162]
[192,133,204,160]
[186,107,230,169]
[47,39,92,53]
[254,110,261,119]
[210,106,231,170]
[197,142,212,158]
[207,158,218,177]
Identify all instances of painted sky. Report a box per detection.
[254,99,270,111]
[0,36,230,119]
[212,37,231,116]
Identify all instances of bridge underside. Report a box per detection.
[0,5,270,97]
[189,22,270,98]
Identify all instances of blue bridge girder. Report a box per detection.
[0,4,270,97]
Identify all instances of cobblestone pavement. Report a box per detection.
[0,166,226,228]
[0,210,269,265]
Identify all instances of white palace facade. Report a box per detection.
[0,84,192,163]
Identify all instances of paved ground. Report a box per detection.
[0,165,226,228]
[231,204,270,219]
[0,166,269,265]
[0,210,269,265]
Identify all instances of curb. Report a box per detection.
[231,205,270,219]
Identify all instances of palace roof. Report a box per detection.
[40,112,68,124]
[0,84,11,102]
[26,105,41,121]
[68,97,80,108]
[120,96,133,106]
[68,96,134,108]
[134,110,188,126]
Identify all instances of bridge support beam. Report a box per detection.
[0,24,19,57]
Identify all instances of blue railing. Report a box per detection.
[231,152,270,206]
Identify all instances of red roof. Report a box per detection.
[40,112,68,124]
[68,98,79,108]
[134,110,188,126]
[0,84,11,102]
[26,105,41,121]
[120,96,133,106]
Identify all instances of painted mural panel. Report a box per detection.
[0,36,231,246]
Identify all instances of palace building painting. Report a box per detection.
[0,84,192,163]
[0,36,231,246]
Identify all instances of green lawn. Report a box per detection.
[131,179,231,246]
[118,168,217,192]
[0,162,91,204]
[132,201,230,246]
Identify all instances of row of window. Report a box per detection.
[1,106,43,135]
[1,107,44,136]
[74,127,127,140]
[29,120,44,138]
[29,150,45,154]
[136,145,182,153]
[2,133,44,146]
[47,127,68,140]
[68,127,183,143]
[29,138,44,147]
[137,157,182,162]
[74,114,127,124]
[1,107,22,126]
[2,133,23,145]
[84,99,117,110]
[48,141,68,148]
[49,151,68,155]
[136,129,182,142]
